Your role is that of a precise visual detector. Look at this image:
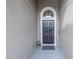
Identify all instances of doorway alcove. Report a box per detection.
[40,7,56,47]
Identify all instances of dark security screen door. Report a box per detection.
[43,20,54,44]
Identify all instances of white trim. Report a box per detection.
[40,7,56,47]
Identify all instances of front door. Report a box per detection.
[42,20,54,45]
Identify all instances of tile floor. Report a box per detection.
[30,47,66,59]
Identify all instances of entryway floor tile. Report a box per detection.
[30,47,66,59]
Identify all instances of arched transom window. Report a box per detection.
[43,10,53,17]
[40,7,56,19]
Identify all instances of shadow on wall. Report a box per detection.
[60,23,73,59]
[62,23,73,40]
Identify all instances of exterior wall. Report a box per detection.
[59,0,73,59]
[37,0,59,48]
[6,0,37,59]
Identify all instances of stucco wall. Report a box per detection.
[59,0,73,59]
[37,0,59,47]
[6,0,37,59]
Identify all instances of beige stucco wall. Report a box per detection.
[6,0,37,59]
[59,0,73,59]
[37,0,59,47]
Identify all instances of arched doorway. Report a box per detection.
[40,7,56,47]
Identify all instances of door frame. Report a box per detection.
[40,7,56,47]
